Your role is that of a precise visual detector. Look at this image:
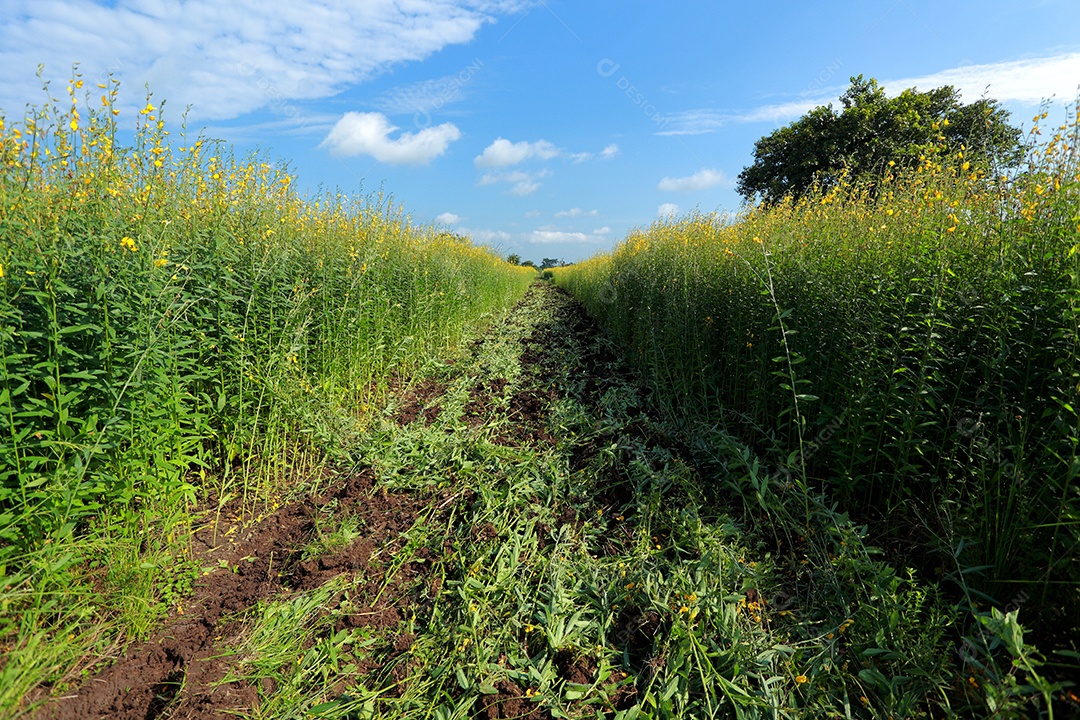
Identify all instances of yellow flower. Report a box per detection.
[0,263,4,279]
[795,674,808,685]
[120,236,138,252]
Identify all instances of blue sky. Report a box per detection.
[2,1,1079,263]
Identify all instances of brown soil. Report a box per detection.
[475,679,548,719]
[29,470,433,720]
[394,377,446,426]
[463,377,509,426]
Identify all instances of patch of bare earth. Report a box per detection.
[394,377,447,426]
[29,471,435,720]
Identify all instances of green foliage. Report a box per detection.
[555,105,1080,711]
[736,75,1022,204]
[243,284,965,719]
[0,75,532,696]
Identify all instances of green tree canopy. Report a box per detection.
[736,75,1022,205]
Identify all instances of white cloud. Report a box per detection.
[658,203,680,217]
[0,0,524,122]
[658,169,729,192]
[893,53,1080,105]
[475,137,560,167]
[478,168,551,195]
[555,208,599,218]
[436,212,463,224]
[528,229,598,244]
[592,226,611,235]
[658,53,1080,136]
[460,227,512,245]
[659,103,818,135]
[320,112,460,164]
[567,143,620,163]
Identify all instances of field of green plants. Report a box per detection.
[555,108,1080,708]
[0,80,533,716]
[2,76,1079,720]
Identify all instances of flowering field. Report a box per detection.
[0,78,533,714]
[555,108,1080,709]
[4,75,1079,719]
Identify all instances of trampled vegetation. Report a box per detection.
[2,75,1079,720]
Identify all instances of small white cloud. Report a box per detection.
[592,226,611,235]
[555,207,599,218]
[509,181,540,196]
[528,229,597,244]
[658,169,728,192]
[436,212,463,224]
[475,137,560,167]
[569,143,619,163]
[658,203,680,217]
[321,112,460,164]
[479,168,550,196]
[460,227,512,245]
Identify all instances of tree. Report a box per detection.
[506,253,521,265]
[540,257,561,270]
[736,75,1022,205]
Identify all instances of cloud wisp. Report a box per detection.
[659,52,1080,136]
[658,169,729,192]
[478,168,551,196]
[555,208,599,218]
